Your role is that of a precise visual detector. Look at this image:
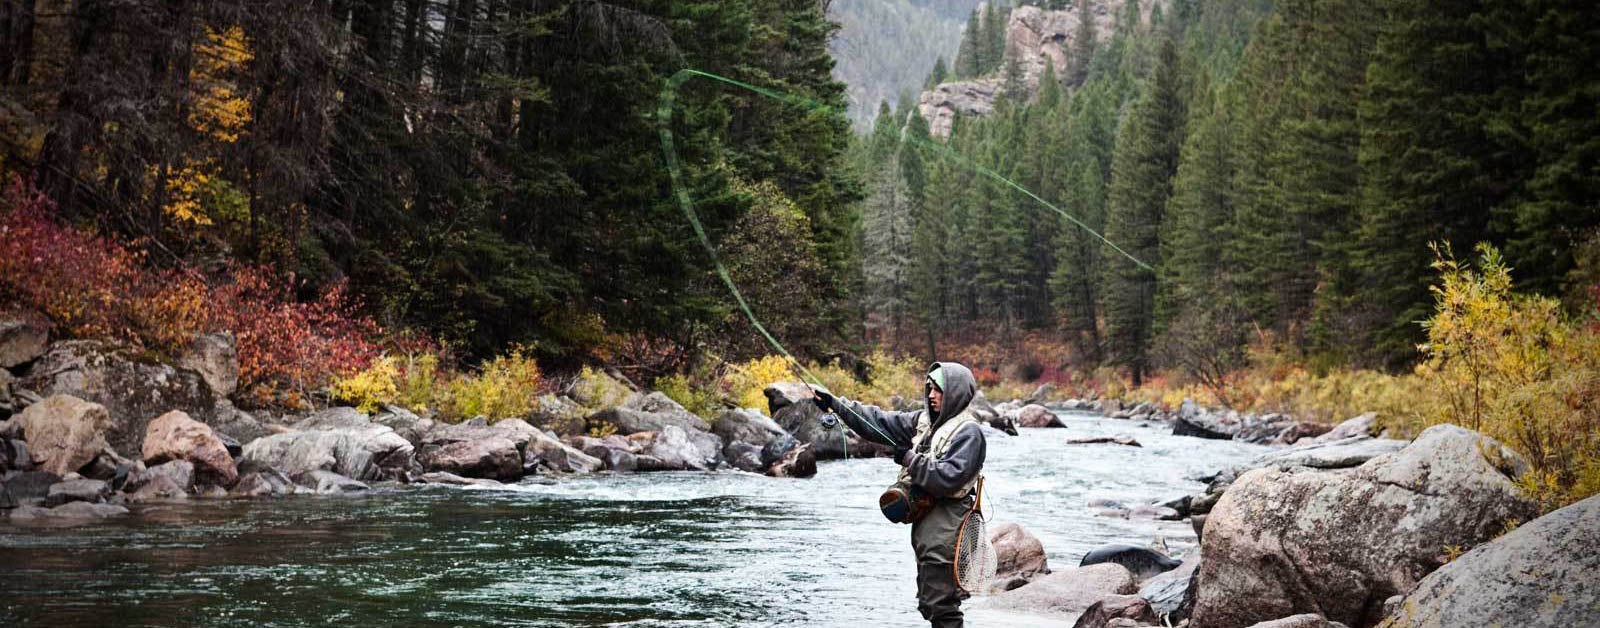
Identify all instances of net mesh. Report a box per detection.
[953,501,997,595]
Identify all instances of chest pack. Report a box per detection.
[878,411,981,524]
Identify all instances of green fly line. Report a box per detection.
[655,68,1154,449]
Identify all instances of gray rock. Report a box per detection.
[229,469,296,496]
[45,478,109,506]
[1377,492,1600,628]
[10,501,128,522]
[209,399,269,445]
[1254,435,1408,471]
[5,470,62,501]
[175,332,238,399]
[419,471,502,487]
[1172,415,1236,440]
[19,341,216,455]
[587,405,710,437]
[0,416,22,439]
[523,427,602,474]
[762,381,815,415]
[293,469,369,494]
[240,423,414,482]
[1072,594,1157,628]
[0,437,28,472]
[725,441,764,472]
[770,393,883,460]
[567,435,637,472]
[372,405,432,446]
[1313,412,1378,444]
[292,407,374,431]
[918,79,1000,138]
[125,460,195,499]
[1192,424,1541,628]
[633,426,708,472]
[417,436,522,480]
[1138,554,1200,622]
[0,313,49,368]
[988,563,1138,616]
[1079,544,1182,581]
[711,409,787,451]
[16,394,112,477]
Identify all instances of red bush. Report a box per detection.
[1,177,386,405]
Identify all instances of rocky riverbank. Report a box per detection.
[1,326,1593,627]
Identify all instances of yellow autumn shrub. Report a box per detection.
[330,355,401,413]
[445,348,543,422]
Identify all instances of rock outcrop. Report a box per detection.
[20,341,216,455]
[240,413,414,481]
[175,332,238,399]
[1377,492,1600,628]
[1191,424,1541,628]
[917,79,1000,138]
[0,312,49,368]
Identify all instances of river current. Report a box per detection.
[0,410,1270,626]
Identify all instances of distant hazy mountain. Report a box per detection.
[828,0,986,131]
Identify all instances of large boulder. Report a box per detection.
[142,410,237,487]
[522,426,602,474]
[372,405,433,447]
[209,399,270,446]
[762,381,814,414]
[1313,413,1378,444]
[988,563,1138,616]
[632,426,709,472]
[1252,436,1408,471]
[567,435,638,472]
[418,436,522,480]
[918,79,1000,138]
[588,405,710,436]
[15,394,111,476]
[1016,404,1066,428]
[240,420,414,482]
[4,470,62,502]
[1377,492,1600,628]
[0,312,49,368]
[175,332,238,399]
[990,522,1051,590]
[1191,424,1541,628]
[19,341,215,455]
[711,409,787,453]
[1080,544,1182,582]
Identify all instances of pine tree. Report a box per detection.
[1101,36,1185,385]
[1068,0,1098,85]
[955,9,982,79]
[926,56,949,88]
[978,3,1001,76]
[862,101,914,351]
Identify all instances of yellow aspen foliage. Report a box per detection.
[191,25,254,144]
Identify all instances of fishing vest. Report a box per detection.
[897,410,982,498]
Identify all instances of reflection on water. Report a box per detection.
[0,412,1269,626]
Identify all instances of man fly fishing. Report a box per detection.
[812,361,988,628]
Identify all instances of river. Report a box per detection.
[0,410,1270,626]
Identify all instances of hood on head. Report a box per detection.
[927,362,975,426]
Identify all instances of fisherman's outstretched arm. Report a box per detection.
[905,423,985,498]
[832,397,919,448]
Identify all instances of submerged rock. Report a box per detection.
[1377,492,1600,628]
[10,501,129,523]
[1191,424,1540,628]
[1079,544,1181,582]
[293,469,368,494]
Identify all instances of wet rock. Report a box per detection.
[988,563,1138,616]
[0,312,49,368]
[230,469,296,496]
[712,409,787,452]
[1376,492,1600,628]
[1079,544,1181,581]
[5,469,61,502]
[1073,594,1157,628]
[209,399,270,446]
[10,501,129,522]
[15,394,112,476]
[19,341,216,455]
[143,410,238,487]
[524,427,602,474]
[1126,504,1181,520]
[1067,435,1142,447]
[1015,404,1064,428]
[1253,436,1408,470]
[764,442,816,478]
[0,437,28,472]
[293,469,368,494]
[175,332,238,399]
[990,522,1050,590]
[240,420,414,482]
[418,436,522,480]
[1138,554,1200,623]
[1171,415,1236,440]
[45,478,109,506]
[632,426,709,471]
[78,446,132,482]
[1248,615,1352,628]
[568,435,638,472]
[419,471,502,487]
[1192,425,1541,628]
[125,460,195,499]
[725,441,764,472]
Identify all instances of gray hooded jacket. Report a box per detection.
[833,362,987,565]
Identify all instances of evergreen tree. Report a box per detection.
[926,55,950,88]
[955,8,983,79]
[1101,36,1185,385]
[1068,0,1098,85]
